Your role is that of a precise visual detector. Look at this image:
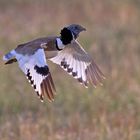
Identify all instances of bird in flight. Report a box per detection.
[3,24,105,102]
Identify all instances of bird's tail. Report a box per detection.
[3,50,17,64]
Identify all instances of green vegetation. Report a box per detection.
[0,0,140,139]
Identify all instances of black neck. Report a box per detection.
[60,27,73,45]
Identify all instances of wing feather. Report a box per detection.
[17,49,56,102]
[72,59,77,77]
[49,40,105,87]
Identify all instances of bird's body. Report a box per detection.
[3,24,105,102]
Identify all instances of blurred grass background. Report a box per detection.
[0,0,140,139]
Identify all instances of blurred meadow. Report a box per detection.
[0,0,140,139]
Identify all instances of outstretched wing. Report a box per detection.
[17,49,56,102]
[49,40,105,88]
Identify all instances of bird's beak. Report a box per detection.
[81,27,86,32]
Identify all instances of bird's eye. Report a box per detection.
[75,26,78,30]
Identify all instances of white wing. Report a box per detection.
[49,40,105,88]
[15,49,56,102]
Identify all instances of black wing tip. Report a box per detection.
[86,62,105,87]
[40,73,56,102]
[5,58,17,65]
[26,69,56,102]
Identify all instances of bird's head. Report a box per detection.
[60,24,86,45]
[66,24,86,39]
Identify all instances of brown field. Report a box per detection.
[0,0,140,139]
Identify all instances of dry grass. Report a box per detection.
[0,0,140,139]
